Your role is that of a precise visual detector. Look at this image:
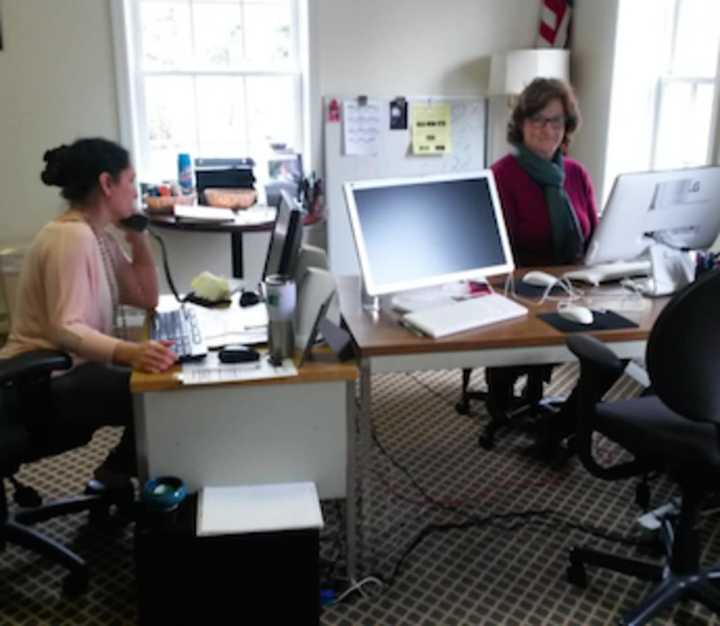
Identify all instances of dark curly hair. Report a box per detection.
[506,78,581,150]
[41,138,130,203]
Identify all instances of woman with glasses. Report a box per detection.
[483,78,598,459]
[492,77,598,266]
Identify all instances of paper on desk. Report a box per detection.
[343,99,382,156]
[193,302,268,347]
[411,102,452,155]
[178,351,297,385]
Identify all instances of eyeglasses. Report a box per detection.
[528,114,566,130]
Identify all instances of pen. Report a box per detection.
[398,318,425,337]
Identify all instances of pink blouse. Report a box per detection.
[0,221,131,364]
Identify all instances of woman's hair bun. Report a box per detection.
[40,144,71,187]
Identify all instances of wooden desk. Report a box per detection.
[130,351,360,575]
[337,271,668,574]
[143,207,275,278]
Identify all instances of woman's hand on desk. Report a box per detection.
[114,340,178,373]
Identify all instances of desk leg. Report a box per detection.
[133,394,150,485]
[354,357,373,578]
[231,232,243,279]
[345,381,358,581]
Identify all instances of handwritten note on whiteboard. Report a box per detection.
[343,99,382,156]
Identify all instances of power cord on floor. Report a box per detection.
[369,415,659,590]
[380,509,660,588]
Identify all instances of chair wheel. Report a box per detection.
[478,434,494,450]
[566,563,588,588]
[455,401,470,415]
[63,571,89,596]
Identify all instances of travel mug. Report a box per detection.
[264,274,296,362]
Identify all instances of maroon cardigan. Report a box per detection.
[491,153,599,268]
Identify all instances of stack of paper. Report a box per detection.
[179,352,297,385]
[197,482,324,536]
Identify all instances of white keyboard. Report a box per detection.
[564,260,651,286]
[402,294,528,338]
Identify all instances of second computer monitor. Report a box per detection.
[585,165,720,266]
[344,171,515,296]
[262,190,304,279]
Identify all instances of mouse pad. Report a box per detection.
[514,282,566,298]
[538,310,639,333]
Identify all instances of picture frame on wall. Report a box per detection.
[0,0,4,51]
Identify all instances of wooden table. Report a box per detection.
[337,269,669,574]
[143,206,275,278]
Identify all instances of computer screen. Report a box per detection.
[262,189,304,279]
[343,171,515,296]
[585,166,720,266]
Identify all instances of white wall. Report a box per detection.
[568,0,619,204]
[307,0,540,172]
[0,0,120,246]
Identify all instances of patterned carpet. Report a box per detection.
[2,365,720,625]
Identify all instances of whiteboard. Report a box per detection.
[324,95,488,276]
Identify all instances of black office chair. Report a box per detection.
[564,269,720,625]
[457,365,566,453]
[1,350,134,595]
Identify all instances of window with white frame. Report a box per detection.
[115,0,305,185]
[603,0,720,201]
[652,0,720,169]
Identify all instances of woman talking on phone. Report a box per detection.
[0,138,177,485]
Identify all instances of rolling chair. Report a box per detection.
[564,269,720,625]
[457,365,566,453]
[1,350,133,595]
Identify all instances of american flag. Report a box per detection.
[537,0,573,48]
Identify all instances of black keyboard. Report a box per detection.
[151,308,207,362]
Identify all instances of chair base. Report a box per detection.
[2,480,135,595]
[567,546,720,625]
[4,519,89,595]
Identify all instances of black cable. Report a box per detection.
[404,371,458,408]
[148,228,183,304]
[381,509,659,587]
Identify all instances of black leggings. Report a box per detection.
[50,362,134,458]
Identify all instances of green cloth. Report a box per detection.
[515,144,584,264]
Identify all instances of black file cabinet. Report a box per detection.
[134,495,320,625]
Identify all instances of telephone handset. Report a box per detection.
[119,213,149,232]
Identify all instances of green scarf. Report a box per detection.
[515,144,584,264]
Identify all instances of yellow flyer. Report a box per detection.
[411,103,452,155]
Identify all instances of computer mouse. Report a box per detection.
[522,270,559,288]
[558,304,594,325]
[218,344,260,363]
[239,289,261,307]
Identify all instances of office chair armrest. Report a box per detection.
[0,350,72,385]
[567,335,647,480]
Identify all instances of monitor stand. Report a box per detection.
[361,281,380,313]
[639,243,695,297]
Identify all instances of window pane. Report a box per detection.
[672,0,720,77]
[244,2,293,64]
[195,76,248,157]
[192,3,244,67]
[144,76,198,181]
[141,1,193,69]
[245,76,298,157]
[655,81,713,168]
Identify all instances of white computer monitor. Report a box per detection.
[585,166,720,266]
[343,171,515,296]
